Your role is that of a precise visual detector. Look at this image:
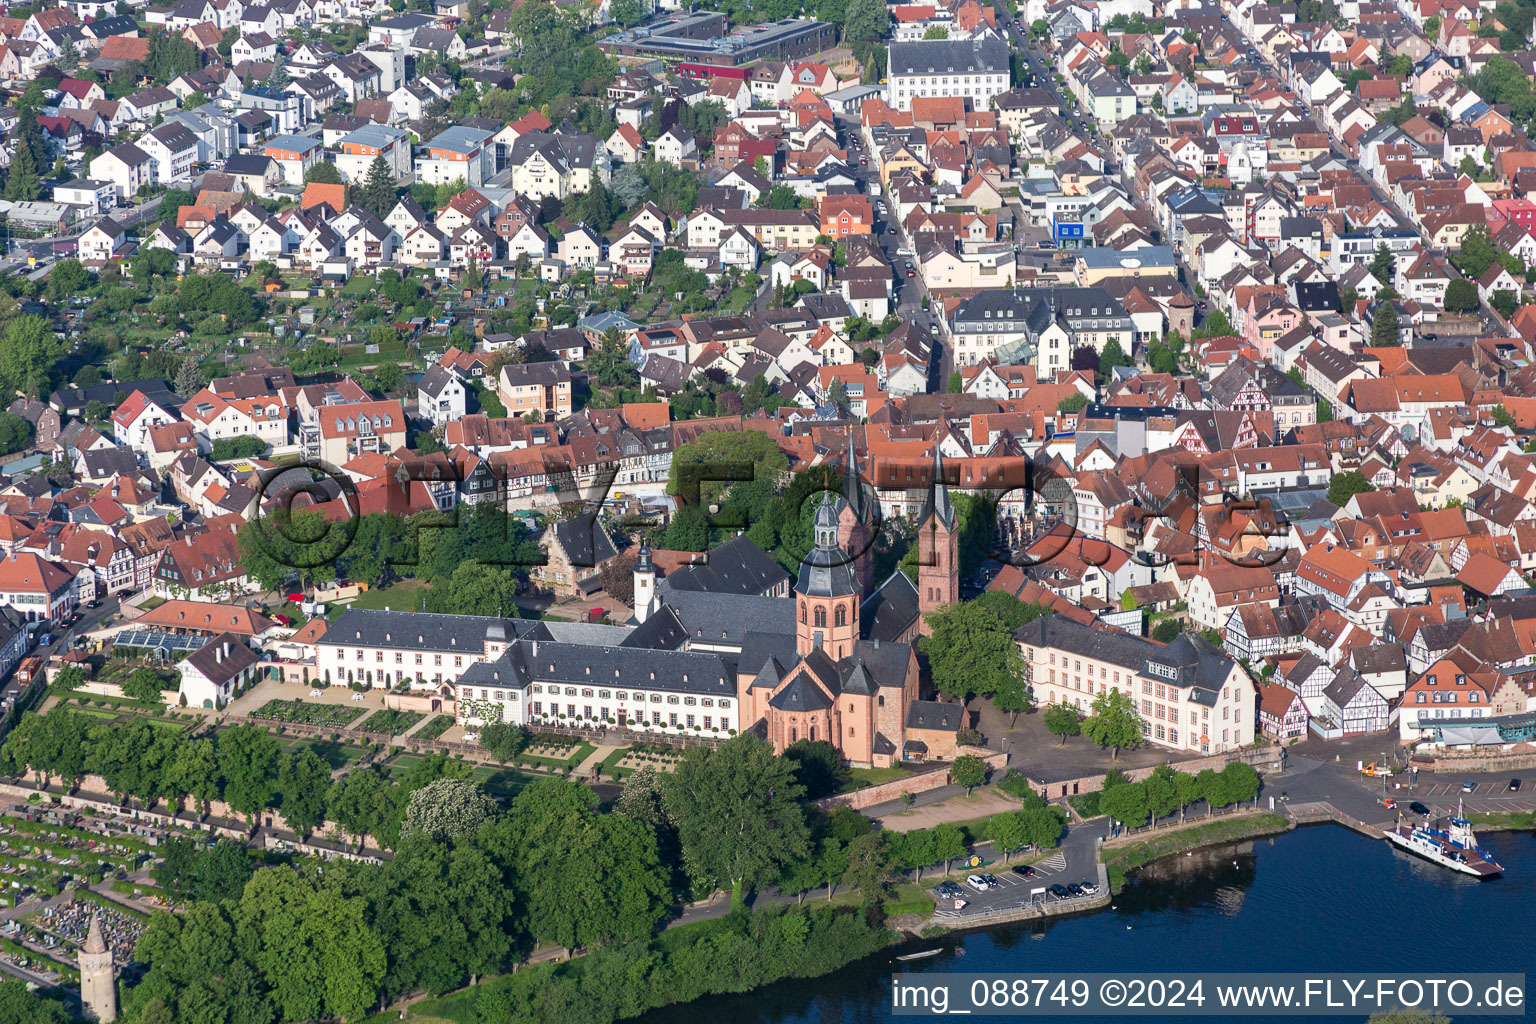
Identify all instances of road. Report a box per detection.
[836,114,942,384]
[1,193,165,279]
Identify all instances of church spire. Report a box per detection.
[920,443,955,531]
[841,429,867,522]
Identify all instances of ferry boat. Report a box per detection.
[1383,806,1503,878]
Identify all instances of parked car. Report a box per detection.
[1080,881,1098,894]
[1510,779,1522,792]
[979,872,1000,887]
[934,881,963,899]
[1066,883,1085,897]
[38,634,53,647]
[1462,780,1476,793]
[1048,884,1069,898]
[1011,865,1035,878]
[1409,801,1430,816]
[966,874,991,892]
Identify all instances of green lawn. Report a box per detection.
[598,746,633,778]
[272,737,370,770]
[842,766,914,792]
[334,581,429,617]
[415,715,453,740]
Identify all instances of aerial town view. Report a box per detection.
[0,0,1533,1019]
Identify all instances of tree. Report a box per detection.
[1152,619,1181,643]
[991,661,1034,727]
[923,24,949,38]
[304,160,344,185]
[1101,779,1150,829]
[327,766,398,848]
[1326,469,1374,508]
[231,868,388,1022]
[663,734,811,904]
[1043,702,1081,745]
[275,749,331,839]
[1144,764,1179,827]
[1367,243,1396,285]
[1057,391,1088,414]
[610,0,648,27]
[264,53,289,90]
[1082,687,1143,759]
[1370,300,1402,347]
[585,327,638,388]
[932,822,966,871]
[946,369,963,393]
[0,412,30,456]
[1220,761,1260,807]
[988,810,1031,862]
[400,778,494,841]
[845,0,890,44]
[1492,288,1519,319]
[46,258,92,303]
[358,155,398,219]
[1443,278,1479,312]
[479,721,528,762]
[841,831,891,906]
[174,355,204,396]
[1098,336,1130,376]
[217,724,279,821]
[784,739,847,800]
[921,602,1027,703]
[121,667,166,702]
[2,127,42,201]
[951,754,988,794]
[758,184,803,210]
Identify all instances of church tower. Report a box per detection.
[633,543,657,623]
[79,911,117,1023]
[918,445,959,632]
[836,431,875,598]
[796,492,860,659]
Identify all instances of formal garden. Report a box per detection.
[249,699,368,728]
[414,715,454,740]
[600,743,686,780]
[356,708,425,737]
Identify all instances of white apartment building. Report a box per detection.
[885,37,1010,112]
[1016,616,1256,757]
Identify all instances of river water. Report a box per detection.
[642,826,1536,1024]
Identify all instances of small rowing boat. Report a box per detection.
[895,949,943,962]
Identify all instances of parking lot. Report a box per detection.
[929,821,1106,921]
[1413,775,1526,815]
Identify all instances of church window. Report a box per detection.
[814,607,827,628]
[835,606,846,627]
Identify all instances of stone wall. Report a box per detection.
[1026,745,1285,801]
[1410,746,1536,774]
[815,749,1008,811]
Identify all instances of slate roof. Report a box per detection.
[323,607,534,652]
[184,633,260,687]
[860,568,921,643]
[657,535,789,597]
[906,699,963,732]
[550,516,619,570]
[1014,615,1236,701]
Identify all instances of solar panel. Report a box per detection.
[112,630,206,651]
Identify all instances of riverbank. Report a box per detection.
[1100,812,1292,892]
[369,903,898,1024]
[1464,809,1536,831]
